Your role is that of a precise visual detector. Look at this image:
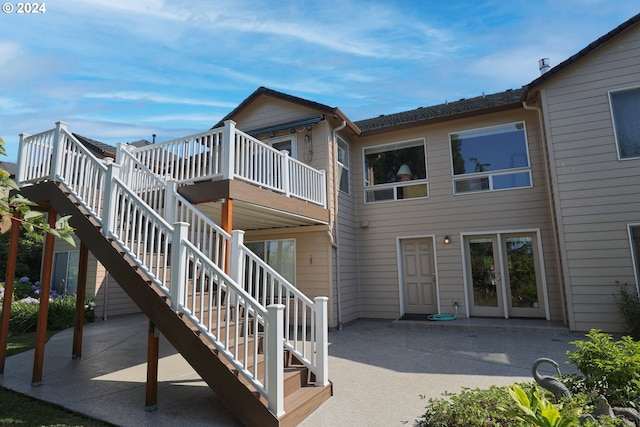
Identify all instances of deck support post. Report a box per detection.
[72,242,90,359]
[32,206,58,386]
[145,320,159,412]
[0,212,22,374]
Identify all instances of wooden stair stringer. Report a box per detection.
[21,181,280,427]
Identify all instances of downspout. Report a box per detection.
[522,98,572,329]
[330,120,347,330]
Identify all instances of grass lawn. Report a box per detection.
[2,331,115,427]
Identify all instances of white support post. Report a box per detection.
[163,181,178,225]
[282,151,290,198]
[16,133,30,184]
[101,159,121,238]
[114,143,131,187]
[314,296,329,386]
[266,304,285,417]
[51,121,68,180]
[320,169,327,208]
[221,120,236,180]
[228,230,245,306]
[170,222,189,311]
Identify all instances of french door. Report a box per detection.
[465,232,546,318]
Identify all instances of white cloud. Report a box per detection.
[84,92,236,109]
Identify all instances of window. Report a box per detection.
[450,122,531,194]
[52,251,80,296]
[363,139,428,202]
[269,135,297,158]
[610,87,640,159]
[629,225,640,294]
[337,137,350,194]
[245,239,296,285]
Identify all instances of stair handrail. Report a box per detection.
[118,145,169,214]
[233,231,328,385]
[17,122,287,416]
[119,128,330,388]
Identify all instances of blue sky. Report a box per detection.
[1,0,639,162]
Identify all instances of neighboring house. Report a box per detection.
[46,12,640,335]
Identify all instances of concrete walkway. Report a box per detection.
[0,314,585,426]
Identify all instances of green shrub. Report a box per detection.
[8,301,39,334]
[615,284,640,340]
[566,329,640,408]
[5,295,78,334]
[11,279,39,300]
[418,384,531,427]
[47,296,77,330]
[504,384,581,427]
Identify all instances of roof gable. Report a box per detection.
[212,86,359,134]
[526,12,640,92]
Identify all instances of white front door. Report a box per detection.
[401,238,437,314]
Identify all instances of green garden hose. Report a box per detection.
[427,304,458,321]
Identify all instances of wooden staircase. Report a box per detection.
[21,181,331,427]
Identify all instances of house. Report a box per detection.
[3,11,640,426]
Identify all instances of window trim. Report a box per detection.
[52,250,80,296]
[627,224,640,296]
[362,138,428,204]
[609,85,640,161]
[337,136,350,194]
[449,122,532,195]
[269,134,297,159]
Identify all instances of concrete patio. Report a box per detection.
[0,314,585,426]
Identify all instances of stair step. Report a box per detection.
[281,384,333,427]
[31,180,331,427]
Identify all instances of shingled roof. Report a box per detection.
[73,134,117,159]
[354,88,523,134]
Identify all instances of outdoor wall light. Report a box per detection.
[444,235,451,244]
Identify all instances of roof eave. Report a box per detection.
[358,101,523,136]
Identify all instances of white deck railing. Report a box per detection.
[16,122,330,417]
[126,120,327,208]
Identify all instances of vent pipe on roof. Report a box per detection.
[538,58,550,75]
[152,134,156,144]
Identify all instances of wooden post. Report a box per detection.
[72,242,89,359]
[221,198,233,274]
[32,206,57,386]
[145,320,159,412]
[0,212,22,374]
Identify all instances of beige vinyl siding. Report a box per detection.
[539,26,640,332]
[354,109,562,321]
[233,98,321,132]
[52,235,140,318]
[335,137,360,325]
[94,269,140,319]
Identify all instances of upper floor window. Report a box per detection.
[450,122,531,194]
[269,134,297,158]
[610,87,640,159]
[363,139,428,203]
[337,137,350,194]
